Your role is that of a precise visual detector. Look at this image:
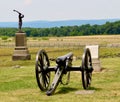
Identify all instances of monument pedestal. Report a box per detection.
[12,32,31,60]
[92,59,101,72]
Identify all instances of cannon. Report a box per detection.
[35,48,94,96]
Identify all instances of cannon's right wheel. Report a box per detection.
[81,48,93,89]
[35,49,50,91]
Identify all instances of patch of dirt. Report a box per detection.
[75,90,95,95]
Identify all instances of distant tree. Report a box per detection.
[0,20,120,37]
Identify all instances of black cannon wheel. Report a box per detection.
[35,49,50,91]
[81,48,93,89]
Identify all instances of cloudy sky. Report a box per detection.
[0,0,120,22]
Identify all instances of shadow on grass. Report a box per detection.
[55,86,102,95]
[56,87,78,95]
[88,87,102,91]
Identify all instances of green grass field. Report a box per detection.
[0,35,120,102]
[0,49,120,102]
[0,57,120,102]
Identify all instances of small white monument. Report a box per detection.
[86,45,101,72]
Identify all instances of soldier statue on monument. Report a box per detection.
[12,10,31,60]
[13,10,24,32]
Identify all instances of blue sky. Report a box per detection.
[0,0,120,22]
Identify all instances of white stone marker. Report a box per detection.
[86,45,101,72]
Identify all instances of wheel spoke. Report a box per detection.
[44,74,49,87]
[46,74,50,84]
[43,74,47,88]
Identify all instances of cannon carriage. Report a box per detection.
[35,48,93,96]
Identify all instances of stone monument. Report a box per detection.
[86,45,101,72]
[12,10,31,60]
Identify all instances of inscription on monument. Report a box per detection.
[15,33,26,46]
[86,45,99,59]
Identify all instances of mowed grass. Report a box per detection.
[0,35,120,102]
[0,48,120,102]
[0,58,120,102]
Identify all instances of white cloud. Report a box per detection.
[24,0,32,6]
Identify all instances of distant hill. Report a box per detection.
[0,19,119,28]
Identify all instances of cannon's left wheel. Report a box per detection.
[81,48,93,89]
[35,49,50,91]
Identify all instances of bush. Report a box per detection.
[41,37,49,40]
[1,36,8,40]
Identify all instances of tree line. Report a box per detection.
[0,20,120,37]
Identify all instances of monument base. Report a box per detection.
[12,32,31,61]
[12,54,31,60]
[92,59,101,72]
[12,46,31,60]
